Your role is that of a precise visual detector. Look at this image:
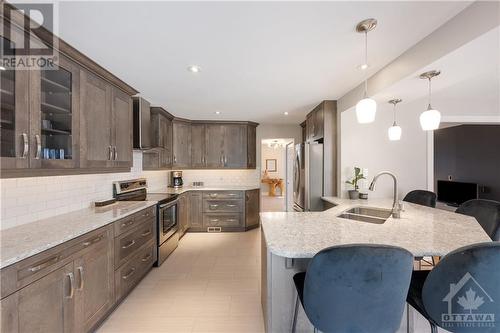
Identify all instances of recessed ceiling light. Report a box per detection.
[358,64,369,70]
[0,66,6,71]
[283,112,289,115]
[214,111,221,115]
[187,65,201,73]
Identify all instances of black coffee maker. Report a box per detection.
[170,171,183,188]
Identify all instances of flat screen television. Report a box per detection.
[437,180,478,206]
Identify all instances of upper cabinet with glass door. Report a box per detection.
[30,55,80,169]
[0,33,30,170]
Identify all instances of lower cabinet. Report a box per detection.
[178,194,189,238]
[0,226,114,333]
[0,206,156,333]
[183,189,260,232]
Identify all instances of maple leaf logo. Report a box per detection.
[457,288,485,313]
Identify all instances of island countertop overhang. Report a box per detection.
[260,197,491,258]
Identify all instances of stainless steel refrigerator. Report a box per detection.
[293,142,324,211]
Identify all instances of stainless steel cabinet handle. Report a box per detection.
[122,239,136,249]
[122,267,136,280]
[113,146,118,160]
[121,220,134,228]
[83,235,103,247]
[209,193,218,198]
[141,254,152,262]
[228,194,237,197]
[226,204,237,207]
[35,134,41,159]
[108,146,112,160]
[210,219,219,222]
[173,155,177,163]
[28,255,59,272]
[141,229,152,237]
[224,155,227,165]
[209,204,219,210]
[66,272,75,299]
[76,266,84,290]
[226,219,237,222]
[220,155,223,165]
[21,133,29,158]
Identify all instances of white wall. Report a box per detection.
[0,152,259,230]
[256,124,301,166]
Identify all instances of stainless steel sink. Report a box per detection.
[337,206,392,224]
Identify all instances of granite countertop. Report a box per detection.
[0,201,158,269]
[150,185,260,195]
[260,197,492,258]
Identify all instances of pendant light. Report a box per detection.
[419,70,441,130]
[388,99,402,141]
[355,18,378,124]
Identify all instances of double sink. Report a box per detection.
[338,206,392,224]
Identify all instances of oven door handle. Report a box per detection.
[159,200,178,209]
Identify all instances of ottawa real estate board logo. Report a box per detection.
[441,272,495,329]
[1,2,58,70]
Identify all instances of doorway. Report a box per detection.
[260,138,294,212]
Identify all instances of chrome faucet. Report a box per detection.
[369,171,402,218]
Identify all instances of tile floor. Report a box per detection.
[98,228,264,333]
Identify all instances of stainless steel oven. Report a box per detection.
[158,200,178,244]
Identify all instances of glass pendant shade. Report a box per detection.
[355,97,377,123]
[388,123,402,141]
[420,108,441,130]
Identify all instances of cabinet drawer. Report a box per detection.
[115,241,155,302]
[203,191,242,200]
[114,219,155,268]
[114,206,156,236]
[203,213,243,228]
[203,199,243,213]
[1,226,111,298]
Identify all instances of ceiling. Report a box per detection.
[372,26,500,117]
[56,1,471,124]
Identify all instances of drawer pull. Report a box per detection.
[122,267,136,280]
[226,219,237,222]
[28,255,59,272]
[228,194,237,196]
[209,204,219,210]
[141,254,152,262]
[210,219,219,223]
[141,229,152,237]
[122,240,136,249]
[83,235,104,247]
[226,204,237,208]
[121,219,134,228]
[66,272,75,299]
[209,193,218,198]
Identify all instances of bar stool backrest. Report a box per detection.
[422,242,500,333]
[303,244,413,333]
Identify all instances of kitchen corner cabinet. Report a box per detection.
[172,119,191,168]
[150,107,173,167]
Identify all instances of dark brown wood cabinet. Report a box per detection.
[245,189,260,229]
[1,5,138,178]
[188,192,204,231]
[0,225,114,333]
[1,262,75,333]
[223,124,247,168]
[172,120,191,168]
[178,193,189,237]
[305,103,325,142]
[191,123,206,168]
[148,107,173,169]
[205,124,225,168]
[247,125,257,168]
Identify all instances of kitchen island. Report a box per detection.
[260,197,491,333]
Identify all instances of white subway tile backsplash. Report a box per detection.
[0,151,260,230]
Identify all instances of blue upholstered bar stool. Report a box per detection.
[456,199,500,241]
[291,244,413,333]
[407,242,500,333]
[403,190,437,208]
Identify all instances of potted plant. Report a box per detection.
[345,167,365,199]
